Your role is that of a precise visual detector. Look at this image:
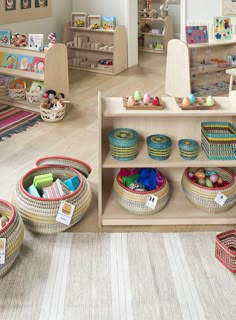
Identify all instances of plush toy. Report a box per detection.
[48,32,56,47]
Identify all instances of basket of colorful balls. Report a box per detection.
[181,167,236,213]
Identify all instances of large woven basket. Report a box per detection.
[11,157,92,234]
[0,199,24,277]
[113,170,170,215]
[40,102,67,122]
[182,167,236,213]
[215,229,236,273]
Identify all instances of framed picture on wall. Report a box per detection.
[35,0,48,8]
[214,16,232,40]
[21,0,31,9]
[185,26,208,44]
[222,0,236,16]
[5,0,16,11]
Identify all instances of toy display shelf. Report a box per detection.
[0,43,69,111]
[64,23,128,75]
[98,91,236,229]
[165,37,236,97]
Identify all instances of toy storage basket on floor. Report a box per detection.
[215,230,236,273]
[26,91,43,105]
[0,199,24,277]
[11,157,92,234]
[181,167,236,213]
[40,102,67,122]
[113,171,170,215]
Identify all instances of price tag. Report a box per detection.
[56,201,75,226]
[145,195,158,209]
[214,192,227,206]
[0,238,6,265]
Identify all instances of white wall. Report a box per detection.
[0,0,72,43]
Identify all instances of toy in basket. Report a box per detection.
[181,167,236,213]
[40,90,69,122]
[9,79,27,101]
[11,156,92,234]
[113,168,170,215]
[215,230,236,273]
[0,199,24,277]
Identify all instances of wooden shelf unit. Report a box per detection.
[98,92,236,228]
[138,16,173,54]
[165,38,236,97]
[64,23,128,75]
[0,43,69,111]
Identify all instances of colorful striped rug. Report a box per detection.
[0,104,41,141]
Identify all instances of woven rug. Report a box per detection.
[0,104,41,141]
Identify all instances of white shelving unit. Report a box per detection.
[0,43,69,112]
[98,91,236,228]
[64,23,128,75]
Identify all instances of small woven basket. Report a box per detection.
[215,229,236,273]
[0,85,8,96]
[0,199,24,277]
[182,167,236,213]
[109,128,139,161]
[26,91,43,104]
[113,171,170,215]
[11,157,92,234]
[178,139,199,160]
[40,102,67,122]
[9,88,26,101]
[146,134,172,160]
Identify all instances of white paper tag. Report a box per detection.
[145,195,158,209]
[56,201,75,226]
[0,238,6,265]
[214,192,227,206]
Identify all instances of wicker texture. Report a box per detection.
[40,102,67,122]
[9,88,26,101]
[146,134,172,160]
[12,164,92,234]
[178,139,199,160]
[113,173,170,215]
[215,230,236,273]
[26,91,43,104]
[109,128,139,161]
[201,121,236,160]
[182,167,236,213]
[0,200,24,277]
[0,85,8,96]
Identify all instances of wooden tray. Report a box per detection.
[123,97,165,110]
[175,97,220,110]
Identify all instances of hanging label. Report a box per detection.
[0,238,6,265]
[214,192,227,206]
[56,201,75,226]
[145,195,158,209]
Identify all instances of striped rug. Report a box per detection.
[0,104,41,141]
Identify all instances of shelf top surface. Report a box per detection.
[102,96,236,117]
[187,36,236,48]
[68,26,115,33]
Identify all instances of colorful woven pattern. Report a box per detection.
[201,121,236,160]
[215,230,236,273]
[0,104,41,141]
[0,200,24,277]
[146,134,172,160]
[178,139,199,160]
[182,167,236,213]
[109,128,139,161]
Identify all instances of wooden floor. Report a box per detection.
[1,52,235,232]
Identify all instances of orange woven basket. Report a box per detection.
[215,230,236,273]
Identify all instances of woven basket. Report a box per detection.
[146,134,172,160]
[11,157,92,234]
[0,199,24,277]
[0,85,8,96]
[9,88,26,101]
[113,170,170,215]
[178,139,199,160]
[26,91,43,104]
[215,229,236,273]
[40,102,67,122]
[181,167,236,213]
[109,128,139,161]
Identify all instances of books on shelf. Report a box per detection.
[28,34,44,50]
[1,52,17,69]
[16,54,33,71]
[32,56,45,73]
[0,30,11,45]
[29,80,44,94]
[0,74,14,86]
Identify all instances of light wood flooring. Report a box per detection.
[0,52,234,232]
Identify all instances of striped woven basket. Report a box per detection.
[146,134,172,160]
[11,157,92,234]
[113,171,170,215]
[178,139,199,160]
[181,167,236,213]
[0,199,24,277]
[215,229,236,273]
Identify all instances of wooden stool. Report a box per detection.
[226,68,236,96]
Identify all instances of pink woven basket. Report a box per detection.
[215,230,236,273]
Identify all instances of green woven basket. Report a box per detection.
[146,134,172,160]
[178,139,199,160]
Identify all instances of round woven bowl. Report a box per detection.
[178,139,199,160]
[40,102,67,122]
[146,134,172,160]
[0,199,24,277]
[113,171,170,215]
[182,167,236,213]
[12,165,92,234]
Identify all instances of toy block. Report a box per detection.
[33,173,53,190]
[64,176,80,191]
[27,184,41,197]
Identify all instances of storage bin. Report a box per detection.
[11,157,92,234]
[40,102,67,122]
[146,134,172,160]
[0,85,8,96]
[201,121,236,160]
[109,128,139,161]
[0,199,24,277]
[9,88,26,101]
[181,167,236,213]
[215,229,236,273]
[26,91,43,104]
[113,169,170,215]
[178,139,199,160]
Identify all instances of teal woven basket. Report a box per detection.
[109,128,139,161]
[178,139,199,160]
[146,134,172,160]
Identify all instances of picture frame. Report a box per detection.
[29,80,44,94]
[222,0,236,16]
[185,25,208,44]
[214,16,232,40]
[21,0,31,9]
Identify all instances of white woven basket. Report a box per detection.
[40,102,67,122]
[9,88,26,101]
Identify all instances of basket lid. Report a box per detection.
[178,139,198,151]
[109,128,138,146]
[146,134,172,149]
[36,156,92,178]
